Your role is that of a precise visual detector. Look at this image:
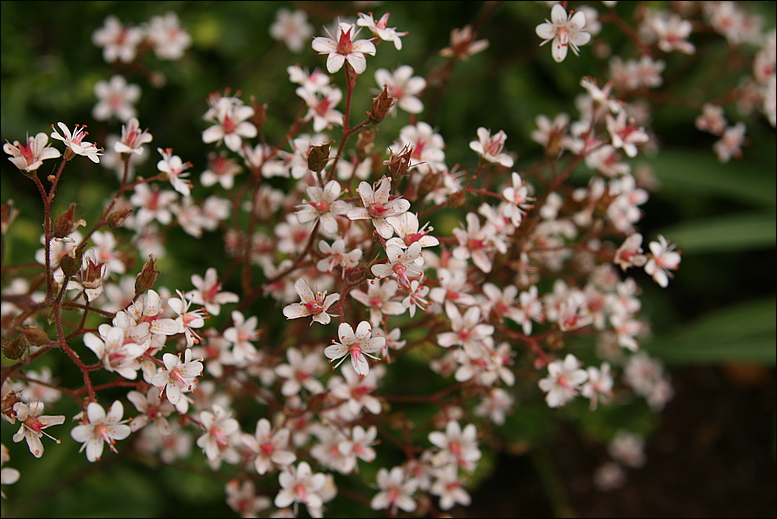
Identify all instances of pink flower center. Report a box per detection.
[368,202,388,217]
[309,200,330,213]
[303,299,323,314]
[336,27,354,55]
[260,442,275,455]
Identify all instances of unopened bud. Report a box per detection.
[385,145,413,178]
[250,97,268,134]
[307,141,333,174]
[356,128,377,161]
[135,255,160,297]
[447,189,466,208]
[107,208,132,228]
[53,203,86,239]
[19,325,49,346]
[60,243,86,278]
[367,85,397,125]
[418,170,441,197]
[3,334,29,360]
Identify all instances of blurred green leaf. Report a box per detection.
[645,296,776,365]
[657,212,777,254]
[644,149,777,208]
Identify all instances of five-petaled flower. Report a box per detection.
[312,21,376,74]
[283,278,341,325]
[325,321,385,376]
[70,400,131,462]
[4,132,61,174]
[348,176,411,239]
[536,4,591,63]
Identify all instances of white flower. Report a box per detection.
[92,75,141,122]
[70,401,131,462]
[4,132,61,173]
[325,321,385,376]
[202,96,257,153]
[644,235,681,288]
[295,180,352,236]
[83,325,145,380]
[538,354,588,408]
[374,65,425,114]
[157,148,193,197]
[144,12,191,60]
[275,461,327,514]
[186,267,239,317]
[50,122,103,163]
[270,8,314,53]
[11,402,64,458]
[312,21,376,74]
[241,418,296,475]
[469,127,514,168]
[150,349,203,405]
[282,278,340,325]
[357,12,407,50]
[92,16,144,64]
[536,4,591,63]
[114,117,153,156]
[347,176,411,239]
[428,420,481,472]
[371,242,424,288]
[371,466,419,514]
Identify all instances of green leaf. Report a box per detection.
[645,297,776,365]
[644,149,777,208]
[656,212,776,254]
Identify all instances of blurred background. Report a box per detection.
[1,1,774,517]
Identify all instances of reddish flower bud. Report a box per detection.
[250,97,268,134]
[60,243,86,278]
[19,325,50,346]
[135,255,161,297]
[308,141,333,174]
[385,144,413,179]
[367,85,397,126]
[356,128,377,161]
[53,203,86,239]
[107,208,132,228]
[3,334,29,360]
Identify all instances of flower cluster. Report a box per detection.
[3,2,772,517]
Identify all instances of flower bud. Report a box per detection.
[355,128,377,161]
[1,391,21,423]
[307,141,333,174]
[135,255,161,297]
[250,97,268,134]
[447,189,467,208]
[367,85,397,126]
[3,334,29,360]
[60,243,86,278]
[107,208,132,228]
[19,325,49,346]
[53,203,86,239]
[385,144,413,179]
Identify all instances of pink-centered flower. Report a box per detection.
[347,176,411,239]
[50,122,103,163]
[4,132,61,173]
[644,235,681,288]
[283,278,340,325]
[325,321,385,376]
[536,4,591,63]
[312,21,376,75]
[538,353,588,408]
[150,349,203,405]
[469,127,514,168]
[114,117,153,156]
[11,402,65,458]
[70,400,131,462]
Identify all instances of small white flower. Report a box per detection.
[312,21,376,75]
[70,401,131,462]
[536,4,591,63]
[325,321,385,376]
